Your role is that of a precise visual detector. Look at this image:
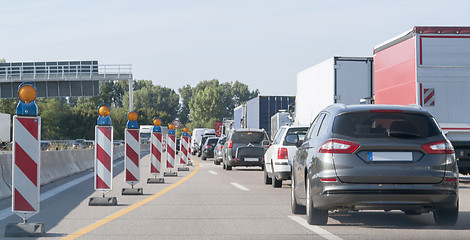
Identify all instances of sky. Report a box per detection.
[1,0,469,96]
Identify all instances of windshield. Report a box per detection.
[333,112,440,138]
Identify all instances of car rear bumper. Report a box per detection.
[226,158,264,167]
[313,184,458,211]
[274,171,291,181]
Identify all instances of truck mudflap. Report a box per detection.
[235,146,265,159]
[451,141,470,175]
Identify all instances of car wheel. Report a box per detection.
[201,155,206,160]
[291,172,305,214]
[222,162,226,169]
[272,163,282,188]
[264,166,272,185]
[433,202,458,226]
[306,178,328,225]
[226,165,232,171]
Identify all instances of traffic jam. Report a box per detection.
[190,26,468,227]
[1,26,469,239]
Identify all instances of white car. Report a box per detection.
[264,125,309,188]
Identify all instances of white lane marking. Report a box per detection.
[0,159,125,221]
[208,170,218,175]
[288,215,343,240]
[231,182,249,191]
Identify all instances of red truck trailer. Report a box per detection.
[374,26,470,174]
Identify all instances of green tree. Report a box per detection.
[100,80,128,107]
[123,83,180,120]
[37,98,73,140]
[178,84,192,124]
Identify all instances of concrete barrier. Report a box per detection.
[0,145,128,200]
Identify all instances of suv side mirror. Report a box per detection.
[285,134,299,145]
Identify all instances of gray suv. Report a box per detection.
[290,104,459,226]
[222,129,269,171]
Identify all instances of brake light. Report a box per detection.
[228,140,233,149]
[319,139,359,154]
[205,145,211,149]
[278,148,288,159]
[422,140,454,154]
[445,177,457,182]
[320,178,337,182]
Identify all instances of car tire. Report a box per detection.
[272,176,282,188]
[306,178,328,225]
[226,165,232,171]
[222,162,226,169]
[264,167,272,185]
[272,163,282,188]
[201,155,206,160]
[433,202,458,226]
[291,172,305,214]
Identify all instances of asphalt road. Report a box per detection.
[0,152,469,239]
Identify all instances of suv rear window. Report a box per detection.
[206,138,218,145]
[333,112,440,138]
[232,131,266,143]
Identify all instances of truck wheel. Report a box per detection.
[264,167,272,185]
[291,173,305,214]
[433,202,458,226]
[306,178,328,225]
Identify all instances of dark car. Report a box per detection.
[291,104,459,226]
[214,136,226,165]
[201,137,219,160]
[197,135,210,157]
[222,129,270,170]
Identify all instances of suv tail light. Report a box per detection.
[319,139,359,154]
[278,148,288,159]
[205,145,211,149]
[422,140,454,154]
[228,140,233,149]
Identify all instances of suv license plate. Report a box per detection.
[245,158,258,162]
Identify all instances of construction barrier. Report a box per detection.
[94,126,113,191]
[125,129,140,186]
[12,116,41,220]
[164,124,177,177]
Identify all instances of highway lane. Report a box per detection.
[0,152,469,239]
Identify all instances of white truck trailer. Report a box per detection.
[373,26,470,174]
[295,56,374,125]
[270,111,292,140]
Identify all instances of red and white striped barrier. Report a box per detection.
[150,131,162,175]
[125,129,140,186]
[181,135,189,165]
[166,133,176,169]
[12,116,41,219]
[94,126,113,191]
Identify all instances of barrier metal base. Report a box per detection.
[187,161,193,166]
[147,178,165,184]
[122,188,143,195]
[178,166,189,171]
[88,197,118,206]
[4,223,45,237]
[163,172,178,177]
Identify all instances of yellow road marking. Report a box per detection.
[62,160,200,240]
